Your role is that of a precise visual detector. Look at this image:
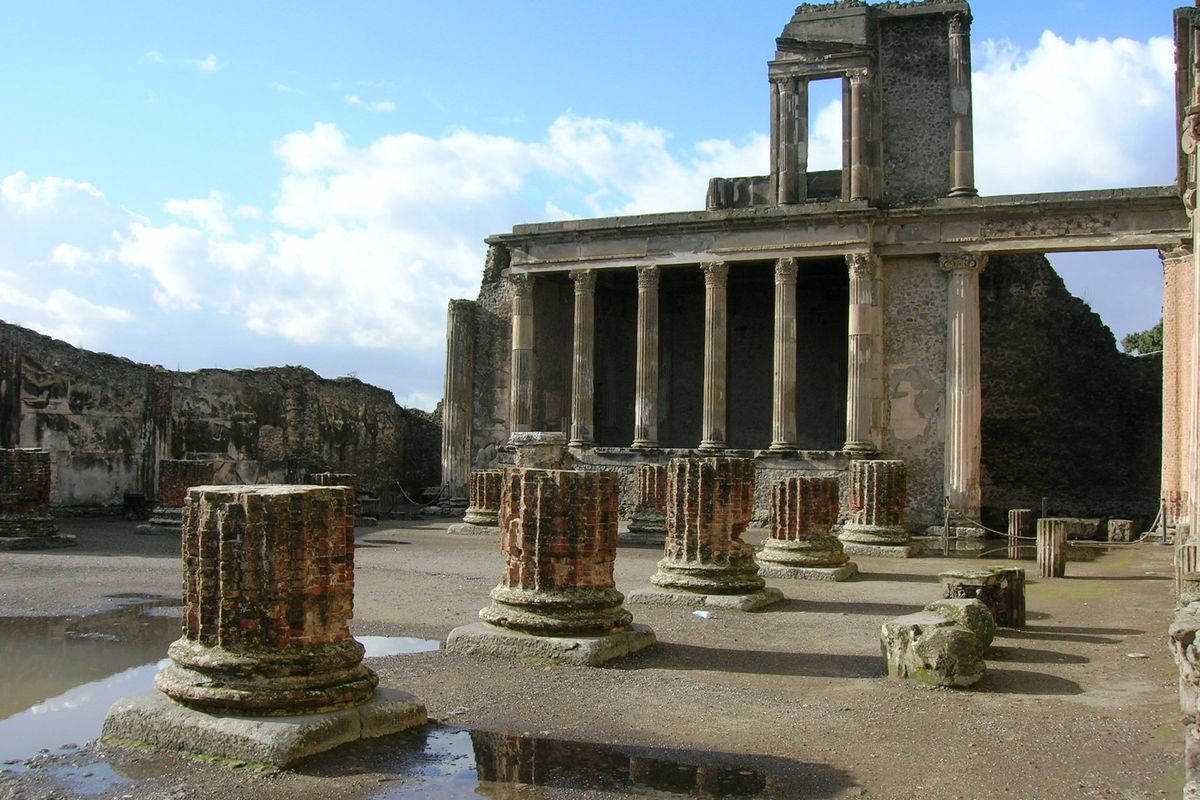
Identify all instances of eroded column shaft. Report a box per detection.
[569,270,597,447]
[700,262,729,450]
[442,299,475,503]
[845,253,879,454]
[628,463,668,535]
[633,266,660,448]
[464,469,503,526]
[771,258,798,450]
[839,459,909,546]
[942,254,987,522]
[758,476,850,569]
[948,12,977,197]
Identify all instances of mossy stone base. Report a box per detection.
[649,557,765,595]
[756,561,858,582]
[479,586,632,636]
[102,686,426,768]
[446,522,500,536]
[445,622,656,666]
[924,598,996,649]
[627,586,784,611]
[840,541,920,558]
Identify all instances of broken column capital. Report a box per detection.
[774,257,798,284]
[636,264,660,289]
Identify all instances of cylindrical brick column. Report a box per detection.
[509,273,534,436]
[947,11,977,197]
[627,463,667,538]
[649,457,763,595]
[0,448,57,540]
[1007,508,1033,559]
[150,459,215,527]
[838,460,910,548]
[1036,518,1069,578]
[464,469,503,526]
[480,468,631,636]
[758,476,856,580]
[442,299,475,507]
[155,485,376,714]
[632,266,660,448]
[770,258,799,450]
[568,269,597,447]
[699,262,729,450]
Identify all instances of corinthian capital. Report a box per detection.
[701,261,729,287]
[939,253,988,274]
[569,269,597,294]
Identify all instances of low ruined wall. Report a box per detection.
[0,322,440,509]
[979,254,1161,529]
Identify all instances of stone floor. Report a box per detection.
[0,516,1181,799]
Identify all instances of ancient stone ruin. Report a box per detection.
[147,459,214,529]
[624,463,668,545]
[629,456,782,610]
[0,448,73,550]
[103,484,426,766]
[837,459,916,558]
[940,567,1026,629]
[1036,518,1070,578]
[880,605,986,688]
[756,475,857,581]
[446,467,654,665]
[448,469,503,536]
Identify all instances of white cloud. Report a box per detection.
[269,81,303,95]
[196,54,219,73]
[166,192,234,238]
[973,32,1175,193]
[143,50,164,64]
[345,95,395,113]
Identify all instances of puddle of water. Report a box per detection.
[41,760,135,795]
[0,606,439,767]
[359,636,440,658]
[305,728,825,798]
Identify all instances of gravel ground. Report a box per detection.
[0,516,1182,799]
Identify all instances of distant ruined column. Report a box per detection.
[509,273,534,437]
[1162,244,1192,522]
[568,269,597,447]
[442,299,475,508]
[838,459,913,557]
[947,12,978,197]
[844,253,879,455]
[699,262,729,450]
[847,68,871,201]
[773,77,807,204]
[770,257,799,450]
[632,266,661,448]
[941,253,988,522]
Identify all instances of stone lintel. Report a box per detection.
[445,622,656,666]
[626,587,784,611]
[102,687,426,768]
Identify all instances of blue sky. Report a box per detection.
[0,1,1185,408]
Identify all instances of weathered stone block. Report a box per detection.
[924,598,995,649]
[880,611,985,688]
[990,566,1026,628]
[1106,518,1136,543]
[510,432,568,469]
[1171,602,1200,719]
[757,475,857,581]
[150,459,215,528]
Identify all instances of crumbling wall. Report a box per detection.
[470,245,514,468]
[0,321,440,508]
[979,254,1161,529]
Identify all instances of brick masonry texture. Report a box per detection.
[157,460,215,509]
[633,464,668,516]
[464,469,503,525]
[0,448,51,515]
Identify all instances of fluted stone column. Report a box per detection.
[1037,518,1069,578]
[442,299,475,510]
[770,258,799,450]
[941,253,988,522]
[633,266,660,448]
[848,68,871,201]
[844,253,879,454]
[699,262,729,450]
[947,12,977,197]
[630,456,782,610]
[448,469,503,536]
[1007,508,1032,559]
[772,77,807,205]
[838,459,916,557]
[757,476,857,581]
[1162,244,1193,529]
[448,468,655,665]
[568,269,597,447]
[625,463,668,545]
[104,484,426,766]
[509,273,534,437]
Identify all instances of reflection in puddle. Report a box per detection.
[0,601,438,765]
[316,728,798,799]
[41,761,134,796]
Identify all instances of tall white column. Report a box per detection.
[699,261,729,450]
[844,253,879,455]
[947,12,977,197]
[509,273,534,437]
[770,257,798,450]
[568,269,597,447]
[941,253,988,521]
[633,265,660,448]
[847,68,871,201]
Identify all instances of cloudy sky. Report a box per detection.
[0,0,1183,409]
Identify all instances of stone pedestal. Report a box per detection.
[624,464,667,546]
[148,459,214,529]
[991,567,1027,628]
[630,457,782,610]
[757,476,857,581]
[449,469,502,536]
[880,611,984,688]
[104,484,425,766]
[0,448,73,550]
[447,468,654,665]
[1007,508,1033,559]
[1107,518,1136,543]
[838,459,916,557]
[939,567,1024,628]
[511,431,569,469]
[1037,518,1069,578]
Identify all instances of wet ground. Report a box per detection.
[0,516,1181,799]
